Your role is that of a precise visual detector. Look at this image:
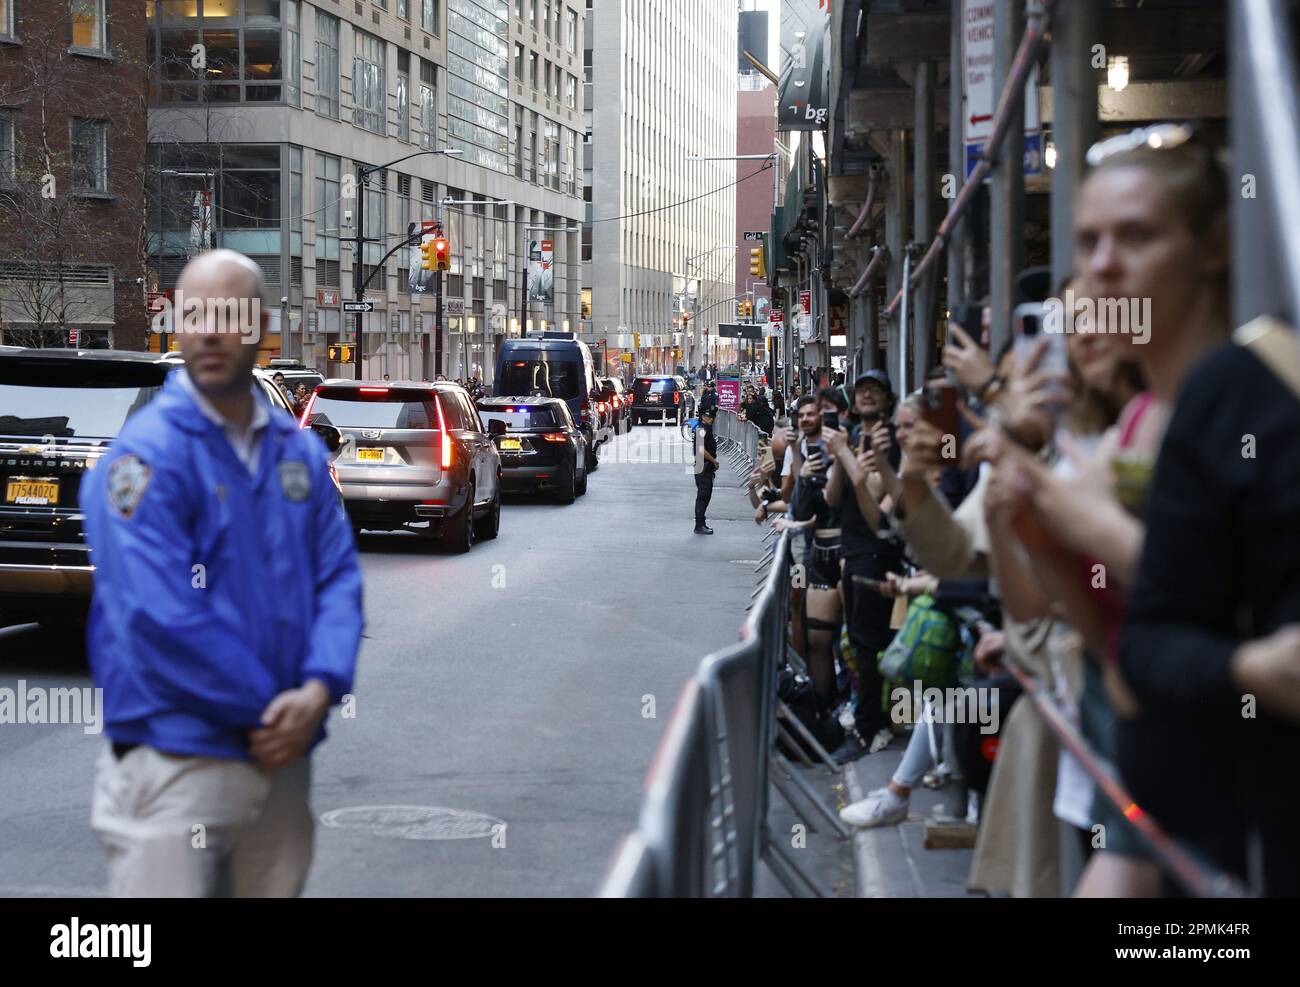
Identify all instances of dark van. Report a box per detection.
[494,334,602,472]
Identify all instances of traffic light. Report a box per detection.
[420,238,435,271]
[328,345,337,360]
[433,236,451,272]
[328,345,352,362]
[749,244,764,277]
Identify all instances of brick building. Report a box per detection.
[0,1,148,350]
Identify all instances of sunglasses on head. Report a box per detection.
[1085,122,1197,168]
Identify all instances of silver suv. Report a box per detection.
[303,380,501,552]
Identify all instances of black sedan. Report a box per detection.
[476,396,589,504]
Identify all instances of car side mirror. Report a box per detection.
[487,419,507,437]
[310,422,343,453]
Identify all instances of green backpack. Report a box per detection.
[877,594,960,690]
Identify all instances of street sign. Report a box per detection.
[962,0,1042,177]
[743,231,765,242]
[343,301,374,314]
[717,322,763,340]
[318,289,340,306]
[799,290,811,316]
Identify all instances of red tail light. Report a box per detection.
[359,386,389,394]
[673,392,681,405]
[598,402,607,413]
[435,396,453,469]
[542,433,568,442]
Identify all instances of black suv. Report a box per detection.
[631,375,694,426]
[0,348,172,621]
[476,396,589,503]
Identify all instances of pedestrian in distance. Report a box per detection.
[82,248,364,898]
[694,405,718,534]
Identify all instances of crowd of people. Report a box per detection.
[737,131,1300,897]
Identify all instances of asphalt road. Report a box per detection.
[0,424,768,897]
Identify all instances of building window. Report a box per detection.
[566,7,577,51]
[352,29,386,135]
[396,51,411,142]
[70,0,107,53]
[0,111,14,188]
[0,0,14,40]
[564,128,575,195]
[514,43,523,81]
[285,1,301,106]
[398,0,409,20]
[565,74,575,109]
[70,119,109,195]
[543,2,551,38]
[421,0,438,35]
[419,59,437,149]
[528,51,537,90]
[529,0,537,29]
[315,152,341,267]
[316,11,341,118]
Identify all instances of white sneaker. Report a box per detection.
[840,787,909,828]
[868,727,894,754]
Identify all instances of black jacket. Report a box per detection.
[1121,341,1300,895]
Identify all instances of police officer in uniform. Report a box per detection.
[694,406,718,534]
[83,249,363,897]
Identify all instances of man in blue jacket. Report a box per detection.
[83,249,363,897]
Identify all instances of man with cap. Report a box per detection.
[83,249,363,896]
[697,379,719,419]
[693,405,718,533]
[829,369,904,763]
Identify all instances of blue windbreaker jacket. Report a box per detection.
[82,372,363,760]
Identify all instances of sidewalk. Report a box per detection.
[843,734,977,897]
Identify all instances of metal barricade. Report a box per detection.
[599,527,847,897]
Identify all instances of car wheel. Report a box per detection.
[475,488,501,540]
[445,491,475,554]
[557,459,577,504]
[587,439,599,473]
[576,459,588,496]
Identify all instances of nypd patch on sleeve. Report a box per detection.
[107,454,152,519]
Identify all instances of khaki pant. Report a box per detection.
[90,744,313,898]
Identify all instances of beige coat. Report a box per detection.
[890,475,1065,896]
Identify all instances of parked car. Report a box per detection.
[262,358,324,401]
[597,376,631,434]
[630,374,695,426]
[476,396,588,503]
[0,348,342,625]
[0,348,169,622]
[302,380,500,552]
[494,334,602,472]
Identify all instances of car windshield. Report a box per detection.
[0,360,166,440]
[633,378,671,396]
[478,407,561,430]
[308,395,436,429]
[498,359,580,399]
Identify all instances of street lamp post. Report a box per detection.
[351,148,461,380]
[440,198,515,379]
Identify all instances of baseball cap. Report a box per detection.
[853,369,893,395]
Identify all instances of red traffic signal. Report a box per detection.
[433,238,451,271]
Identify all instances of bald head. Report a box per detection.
[177,249,268,309]
[175,249,267,399]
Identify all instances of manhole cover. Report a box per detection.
[319,805,505,841]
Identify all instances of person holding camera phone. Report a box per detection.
[818,372,908,762]
[787,393,848,708]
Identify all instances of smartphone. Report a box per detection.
[1012,301,1069,412]
[953,300,983,337]
[921,377,960,437]
[1012,301,1068,376]
[821,410,839,431]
